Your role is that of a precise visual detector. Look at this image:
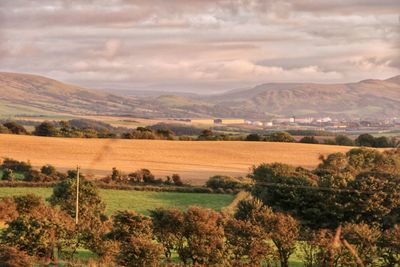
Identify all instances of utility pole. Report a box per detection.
[75,165,80,225]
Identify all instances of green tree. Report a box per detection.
[300,136,319,144]
[246,133,263,141]
[49,178,107,254]
[356,133,375,147]
[335,135,355,146]
[267,132,295,142]
[33,121,59,136]
[206,175,241,190]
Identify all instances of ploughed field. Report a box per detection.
[0,187,234,215]
[0,134,352,184]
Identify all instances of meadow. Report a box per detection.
[0,134,352,184]
[0,187,234,215]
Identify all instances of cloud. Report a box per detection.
[0,0,399,92]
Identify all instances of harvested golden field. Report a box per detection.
[0,134,352,184]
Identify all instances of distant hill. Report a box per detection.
[206,76,400,119]
[0,71,399,119]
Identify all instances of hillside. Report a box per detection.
[1,72,399,120]
[0,134,352,184]
[208,76,400,119]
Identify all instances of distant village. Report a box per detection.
[175,117,400,134]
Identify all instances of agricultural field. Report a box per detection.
[0,134,352,184]
[0,187,234,215]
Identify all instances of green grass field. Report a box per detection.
[0,187,234,215]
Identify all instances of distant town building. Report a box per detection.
[188,119,215,124]
[264,121,273,127]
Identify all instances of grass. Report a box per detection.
[0,134,352,184]
[0,187,234,215]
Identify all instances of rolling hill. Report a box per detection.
[208,76,400,119]
[1,71,399,119]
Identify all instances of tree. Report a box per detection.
[177,206,225,265]
[379,225,400,267]
[40,164,57,176]
[172,173,183,186]
[49,178,107,254]
[374,136,391,148]
[246,133,263,141]
[111,167,123,182]
[33,121,59,136]
[108,210,162,267]
[342,223,381,266]
[0,245,32,267]
[260,211,300,267]
[116,237,163,267]
[1,200,75,260]
[225,218,275,266]
[300,136,319,144]
[335,135,355,146]
[3,122,27,135]
[149,208,184,259]
[267,132,295,142]
[356,133,375,147]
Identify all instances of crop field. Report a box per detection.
[0,187,234,215]
[0,134,353,184]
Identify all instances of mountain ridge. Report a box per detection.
[0,71,399,119]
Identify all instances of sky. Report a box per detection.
[0,0,399,93]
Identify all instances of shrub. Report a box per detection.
[266,132,295,142]
[1,158,32,173]
[1,169,14,181]
[33,121,59,136]
[335,135,355,146]
[300,136,319,144]
[0,197,18,222]
[206,175,242,190]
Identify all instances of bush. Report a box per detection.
[1,169,14,181]
[246,133,263,141]
[266,132,295,142]
[299,136,319,144]
[206,175,242,190]
[1,158,32,173]
[335,135,355,146]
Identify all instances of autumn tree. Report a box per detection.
[108,210,162,267]
[149,208,184,260]
[177,206,225,265]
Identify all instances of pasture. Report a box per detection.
[0,187,234,215]
[0,134,352,184]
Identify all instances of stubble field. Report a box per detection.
[0,134,352,184]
